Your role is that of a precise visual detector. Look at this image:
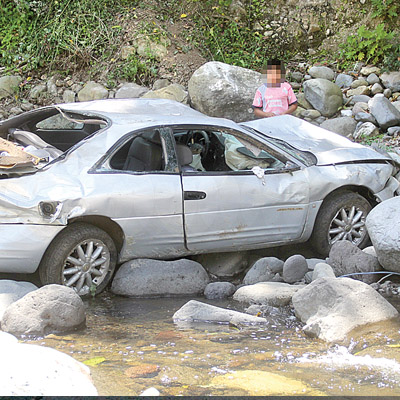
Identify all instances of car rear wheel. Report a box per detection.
[310,191,372,256]
[39,223,117,297]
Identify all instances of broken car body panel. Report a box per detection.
[0,99,398,274]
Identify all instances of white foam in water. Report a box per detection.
[297,345,400,375]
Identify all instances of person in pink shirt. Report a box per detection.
[252,59,298,118]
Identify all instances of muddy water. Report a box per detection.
[25,293,400,396]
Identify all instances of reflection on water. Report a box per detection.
[24,293,400,396]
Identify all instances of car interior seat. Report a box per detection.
[175,143,197,172]
[123,132,162,171]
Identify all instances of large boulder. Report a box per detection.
[380,71,400,92]
[328,241,381,283]
[173,299,267,326]
[320,117,357,137]
[188,61,261,122]
[233,282,305,306]
[292,277,398,342]
[142,83,188,104]
[303,79,343,117]
[368,94,400,130]
[0,75,22,99]
[111,258,209,296]
[366,197,400,272]
[0,280,38,320]
[1,285,86,336]
[0,335,97,395]
[243,256,283,285]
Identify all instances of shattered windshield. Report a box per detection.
[241,125,317,167]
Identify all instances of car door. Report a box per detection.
[178,126,311,252]
[94,127,186,261]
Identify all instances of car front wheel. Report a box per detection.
[39,223,117,297]
[310,191,372,256]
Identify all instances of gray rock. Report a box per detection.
[296,93,313,110]
[0,75,22,99]
[9,106,22,116]
[340,109,353,117]
[352,102,369,115]
[20,101,34,111]
[188,61,262,122]
[353,122,379,139]
[29,83,47,99]
[0,280,38,321]
[347,86,370,97]
[393,101,400,113]
[335,73,354,88]
[320,117,357,137]
[304,74,312,80]
[354,112,376,124]
[306,258,326,270]
[173,299,267,326]
[290,71,304,82]
[62,89,76,103]
[77,81,108,102]
[303,79,343,117]
[243,256,283,285]
[140,388,160,396]
[0,338,97,395]
[115,82,149,99]
[300,109,321,119]
[194,252,250,278]
[292,277,398,342]
[367,73,380,85]
[290,82,301,90]
[315,116,327,124]
[204,282,236,299]
[47,77,58,96]
[312,263,336,280]
[351,78,368,89]
[349,95,371,105]
[308,66,335,81]
[361,66,381,75]
[362,246,377,257]
[380,71,400,92]
[384,88,392,98]
[304,271,313,284]
[388,126,400,136]
[1,285,86,336]
[366,197,400,273]
[233,282,304,306]
[153,79,170,90]
[371,83,383,95]
[328,240,381,283]
[111,258,210,296]
[368,94,400,130]
[282,254,308,283]
[143,83,188,104]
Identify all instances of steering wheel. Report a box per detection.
[188,130,210,158]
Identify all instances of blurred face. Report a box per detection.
[266,65,283,87]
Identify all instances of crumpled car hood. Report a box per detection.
[241,115,392,165]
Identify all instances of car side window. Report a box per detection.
[108,130,166,172]
[173,128,287,173]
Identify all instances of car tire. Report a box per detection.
[39,222,117,297]
[310,191,372,257]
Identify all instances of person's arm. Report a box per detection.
[283,102,298,115]
[253,107,275,118]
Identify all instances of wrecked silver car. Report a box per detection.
[0,99,399,295]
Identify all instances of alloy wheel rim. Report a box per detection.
[328,205,367,247]
[62,239,110,296]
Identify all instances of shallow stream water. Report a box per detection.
[24,293,400,396]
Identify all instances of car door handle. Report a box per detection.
[184,191,206,200]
